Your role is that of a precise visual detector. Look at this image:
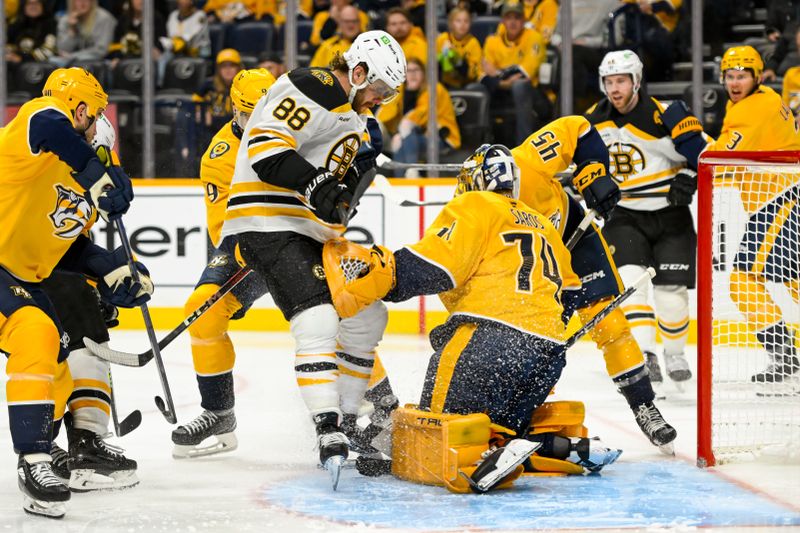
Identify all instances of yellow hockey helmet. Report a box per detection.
[719,45,764,83]
[43,67,108,119]
[230,68,276,113]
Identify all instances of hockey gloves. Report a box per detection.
[74,158,134,222]
[572,161,620,220]
[304,168,353,225]
[88,247,154,308]
[667,170,697,206]
[659,101,706,170]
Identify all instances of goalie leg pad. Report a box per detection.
[529,401,588,438]
[291,304,341,417]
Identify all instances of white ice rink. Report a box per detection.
[1,330,799,532]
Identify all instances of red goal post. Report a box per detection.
[697,150,800,467]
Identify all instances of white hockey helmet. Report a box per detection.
[343,30,407,104]
[598,50,644,95]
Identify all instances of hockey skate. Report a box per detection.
[664,352,692,387]
[643,350,666,399]
[565,437,623,473]
[67,428,139,491]
[172,410,238,459]
[751,345,800,384]
[462,439,540,493]
[315,412,349,491]
[50,443,70,482]
[17,453,70,519]
[633,402,677,455]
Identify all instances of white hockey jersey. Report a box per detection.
[220,68,365,243]
[585,94,690,211]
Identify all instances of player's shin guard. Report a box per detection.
[185,285,241,412]
[336,301,386,416]
[66,348,111,435]
[3,307,61,454]
[290,304,341,418]
[654,285,691,382]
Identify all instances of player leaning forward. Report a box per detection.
[218,31,406,481]
[585,50,706,390]
[0,68,150,518]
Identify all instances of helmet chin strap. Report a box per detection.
[348,69,369,104]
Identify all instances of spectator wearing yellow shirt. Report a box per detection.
[525,0,558,43]
[309,4,361,67]
[386,7,427,65]
[436,7,484,90]
[377,58,461,168]
[309,0,369,47]
[482,0,550,144]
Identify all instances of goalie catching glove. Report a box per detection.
[572,160,620,220]
[322,238,395,318]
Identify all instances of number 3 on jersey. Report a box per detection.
[502,231,563,301]
[273,97,311,130]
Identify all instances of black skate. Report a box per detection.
[172,410,238,459]
[17,453,70,519]
[664,352,692,384]
[50,443,70,482]
[752,348,800,383]
[68,428,139,491]
[644,351,666,399]
[341,414,379,455]
[314,412,349,491]
[634,402,677,455]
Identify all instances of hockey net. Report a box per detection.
[697,151,800,467]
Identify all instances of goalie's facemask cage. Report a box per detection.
[456,144,520,199]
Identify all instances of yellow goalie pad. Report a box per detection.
[526,401,588,476]
[322,238,396,318]
[391,406,525,494]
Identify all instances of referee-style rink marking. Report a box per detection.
[261,461,800,530]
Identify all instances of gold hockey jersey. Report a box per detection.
[221,68,365,243]
[200,120,242,248]
[408,191,580,343]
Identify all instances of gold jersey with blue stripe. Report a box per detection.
[407,191,580,343]
[201,120,242,248]
[0,96,97,282]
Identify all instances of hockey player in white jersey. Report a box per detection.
[219,30,406,488]
[585,50,707,391]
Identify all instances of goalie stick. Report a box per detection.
[564,267,656,349]
[85,265,254,367]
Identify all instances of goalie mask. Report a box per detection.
[456,144,520,199]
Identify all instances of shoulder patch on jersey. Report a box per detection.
[49,184,93,239]
[288,68,350,112]
[210,141,230,159]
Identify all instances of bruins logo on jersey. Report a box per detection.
[310,69,334,86]
[210,141,230,160]
[10,286,32,299]
[326,134,361,179]
[49,185,93,239]
[607,142,646,183]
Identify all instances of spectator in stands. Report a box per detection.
[5,0,20,23]
[5,0,57,66]
[309,4,362,67]
[764,2,800,81]
[766,0,800,43]
[54,0,117,65]
[401,0,424,29]
[436,6,483,90]
[194,48,243,139]
[376,57,461,170]
[385,7,426,65]
[525,0,558,44]
[258,50,287,78]
[162,0,212,59]
[109,0,167,63]
[781,27,800,122]
[204,0,254,23]
[618,0,681,81]
[560,0,620,112]
[482,0,550,145]
[310,0,369,48]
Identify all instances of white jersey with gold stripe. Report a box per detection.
[220,67,365,243]
[585,93,690,211]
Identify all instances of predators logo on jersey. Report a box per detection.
[49,185,93,239]
[209,141,230,160]
[10,286,32,299]
[607,142,646,183]
[326,133,361,179]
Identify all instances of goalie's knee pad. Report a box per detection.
[66,348,111,435]
[578,301,645,378]
[391,406,526,494]
[338,301,388,356]
[185,284,241,376]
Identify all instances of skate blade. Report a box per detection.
[658,442,676,456]
[22,495,66,519]
[69,469,140,492]
[323,455,345,491]
[172,433,238,459]
[650,381,667,400]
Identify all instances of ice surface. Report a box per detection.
[1,331,799,532]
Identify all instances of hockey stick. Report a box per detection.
[565,208,598,251]
[374,174,448,207]
[564,267,656,349]
[376,156,463,173]
[114,219,177,424]
[107,367,142,437]
[85,265,254,367]
[336,168,378,227]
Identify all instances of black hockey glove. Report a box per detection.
[87,247,154,308]
[572,161,620,220]
[667,170,697,206]
[73,159,134,222]
[304,168,353,225]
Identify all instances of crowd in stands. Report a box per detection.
[3,0,797,177]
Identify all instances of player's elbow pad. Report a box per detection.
[573,127,610,171]
[383,248,454,302]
